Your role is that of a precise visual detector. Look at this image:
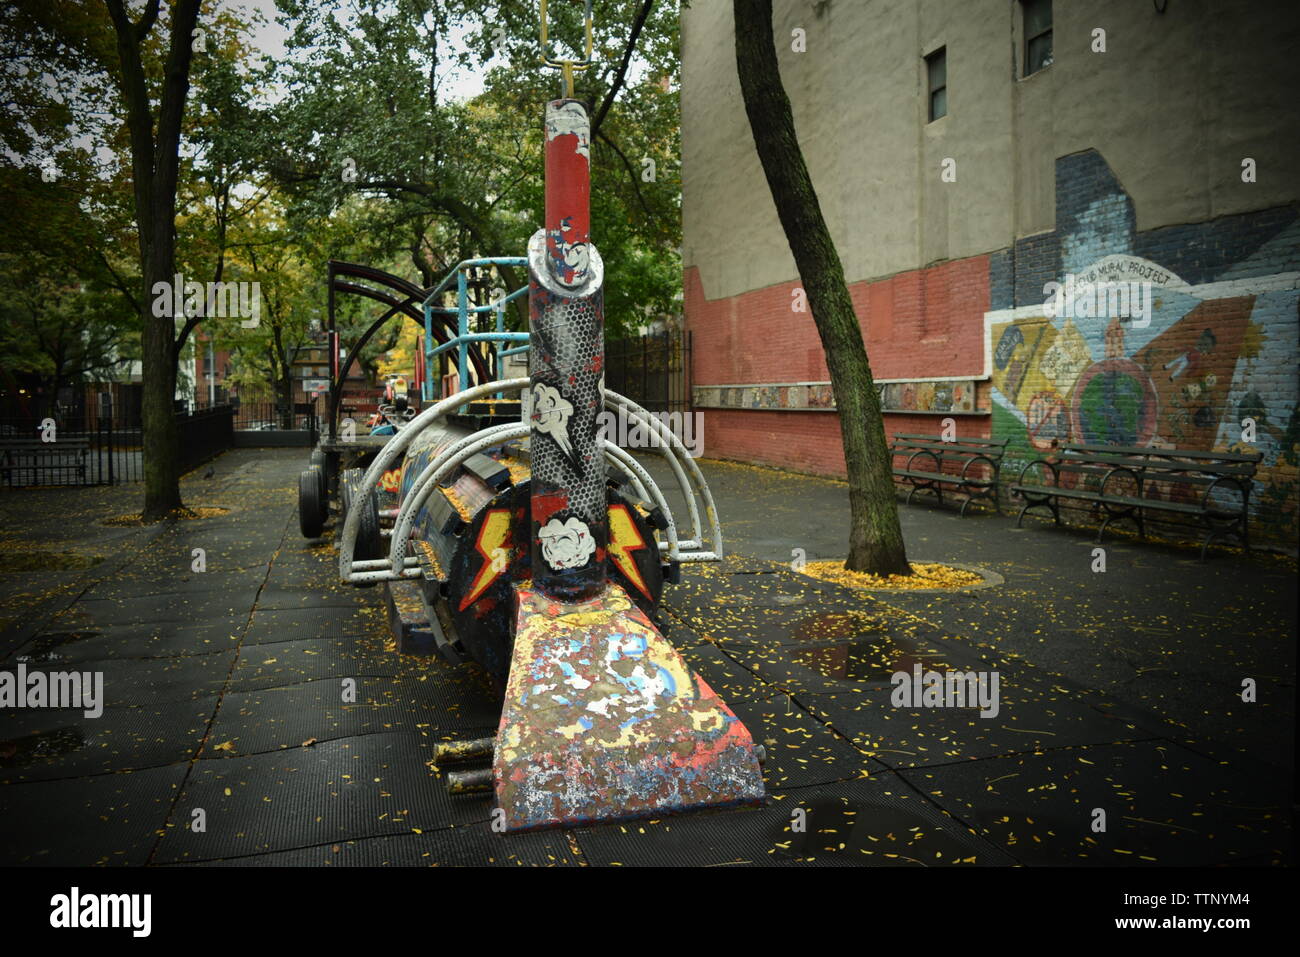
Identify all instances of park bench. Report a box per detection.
[889,433,1008,516]
[0,436,91,487]
[1009,442,1262,560]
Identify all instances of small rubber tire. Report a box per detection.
[308,464,328,525]
[299,469,324,538]
[355,486,383,562]
[339,468,358,525]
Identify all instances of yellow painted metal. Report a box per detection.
[538,0,594,98]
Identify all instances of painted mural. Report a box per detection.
[984,150,1300,541]
[693,378,978,415]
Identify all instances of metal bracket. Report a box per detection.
[539,0,594,97]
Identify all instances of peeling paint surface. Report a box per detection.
[494,583,765,831]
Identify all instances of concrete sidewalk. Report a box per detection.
[0,448,1292,865]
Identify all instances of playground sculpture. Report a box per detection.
[323,2,766,830]
[367,378,416,436]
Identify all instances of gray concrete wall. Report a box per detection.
[682,0,1300,300]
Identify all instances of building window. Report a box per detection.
[1023,0,1052,76]
[926,47,947,121]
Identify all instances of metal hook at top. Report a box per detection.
[539,0,594,98]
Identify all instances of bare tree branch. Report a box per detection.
[591,0,654,138]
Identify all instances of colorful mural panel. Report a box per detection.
[693,379,979,415]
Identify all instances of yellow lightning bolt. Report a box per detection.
[459,509,512,611]
[607,504,651,601]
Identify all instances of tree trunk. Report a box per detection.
[732,0,909,574]
[272,326,293,429]
[140,251,182,518]
[105,0,202,520]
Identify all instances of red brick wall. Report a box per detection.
[701,409,846,476]
[686,255,993,476]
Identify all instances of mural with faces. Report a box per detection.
[984,151,1298,536]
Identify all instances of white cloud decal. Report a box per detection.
[538,516,596,571]
[531,382,575,460]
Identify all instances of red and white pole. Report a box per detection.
[526,98,607,602]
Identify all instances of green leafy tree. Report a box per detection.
[261,0,682,339]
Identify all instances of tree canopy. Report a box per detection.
[1,0,682,418]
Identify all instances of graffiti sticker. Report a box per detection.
[538,516,596,571]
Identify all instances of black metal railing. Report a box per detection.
[177,406,234,475]
[0,415,141,487]
[213,399,320,433]
[605,328,691,416]
[0,404,240,488]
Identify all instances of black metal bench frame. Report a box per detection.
[889,433,1008,516]
[0,438,91,487]
[1010,442,1261,560]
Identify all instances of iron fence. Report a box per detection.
[208,399,320,433]
[178,406,234,474]
[0,405,236,488]
[605,328,691,416]
[0,415,140,487]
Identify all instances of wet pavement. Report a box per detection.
[0,448,1293,866]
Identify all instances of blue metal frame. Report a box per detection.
[421,257,530,403]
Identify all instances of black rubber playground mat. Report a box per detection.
[244,605,382,645]
[174,822,580,866]
[677,643,769,701]
[569,774,1015,867]
[791,678,1156,770]
[261,554,347,588]
[726,691,884,787]
[1,652,237,707]
[154,515,283,544]
[0,763,188,865]
[227,637,406,691]
[143,534,290,569]
[255,581,374,611]
[0,697,217,783]
[717,632,949,696]
[206,676,501,756]
[899,740,1293,866]
[113,552,273,581]
[79,568,270,603]
[667,566,863,647]
[5,623,244,665]
[150,731,489,863]
[65,593,260,628]
[644,610,704,650]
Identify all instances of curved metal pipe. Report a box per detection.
[386,431,681,587]
[387,422,525,574]
[338,379,723,580]
[338,378,531,580]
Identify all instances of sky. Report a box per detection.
[228,0,495,103]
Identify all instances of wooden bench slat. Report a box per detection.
[897,470,996,485]
[893,433,1007,447]
[1011,441,1257,559]
[889,432,1003,516]
[892,443,1005,457]
[1066,443,1261,464]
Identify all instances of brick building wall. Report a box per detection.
[688,149,1299,541]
